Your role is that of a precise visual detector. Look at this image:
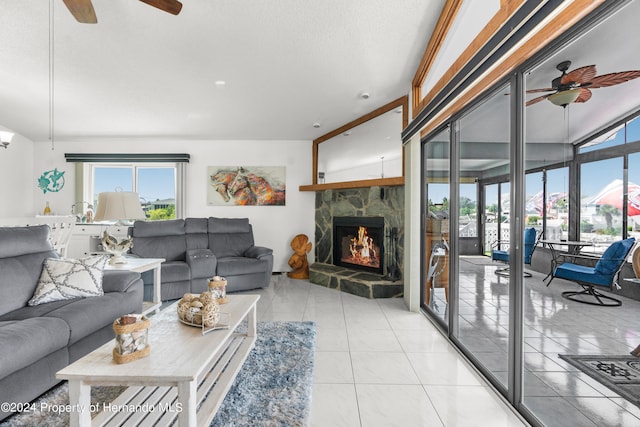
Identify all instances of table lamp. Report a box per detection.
[93,191,146,264]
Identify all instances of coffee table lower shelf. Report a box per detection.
[91,334,254,427]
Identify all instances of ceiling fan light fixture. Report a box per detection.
[547,88,581,107]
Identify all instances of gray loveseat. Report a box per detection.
[0,225,143,421]
[129,217,273,301]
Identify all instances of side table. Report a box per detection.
[105,257,165,315]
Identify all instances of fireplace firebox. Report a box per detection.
[333,216,384,275]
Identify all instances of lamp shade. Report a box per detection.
[93,192,146,222]
[547,88,581,107]
[0,131,14,143]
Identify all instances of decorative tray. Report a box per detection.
[178,312,230,335]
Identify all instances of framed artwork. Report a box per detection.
[207,166,286,206]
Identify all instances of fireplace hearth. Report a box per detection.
[333,216,384,275]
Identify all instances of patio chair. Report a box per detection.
[552,237,636,306]
[491,227,539,277]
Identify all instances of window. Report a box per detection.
[546,167,569,240]
[86,163,181,220]
[628,153,640,240]
[459,182,477,237]
[578,123,625,153]
[580,157,624,249]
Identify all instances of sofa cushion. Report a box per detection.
[0,299,81,321]
[131,235,187,262]
[0,252,57,316]
[185,218,208,234]
[0,317,70,378]
[185,218,209,250]
[28,255,108,306]
[0,225,54,258]
[594,237,635,276]
[216,257,269,276]
[208,218,255,257]
[162,261,191,283]
[43,292,142,345]
[555,262,612,287]
[131,219,185,237]
[0,226,58,316]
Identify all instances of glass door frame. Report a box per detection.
[421,125,452,331]
[419,2,634,425]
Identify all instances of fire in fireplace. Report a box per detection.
[333,216,384,274]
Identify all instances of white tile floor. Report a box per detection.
[245,275,529,427]
[425,256,640,427]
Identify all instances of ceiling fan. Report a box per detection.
[526,60,640,107]
[62,0,183,24]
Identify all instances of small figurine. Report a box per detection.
[287,234,312,279]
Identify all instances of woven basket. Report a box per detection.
[113,316,150,334]
[112,316,150,364]
[177,294,221,327]
[113,346,150,364]
[208,278,228,304]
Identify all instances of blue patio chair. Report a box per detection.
[491,227,538,277]
[552,237,636,306]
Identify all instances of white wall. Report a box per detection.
[404,133,422,312]
[31,139,315,272]
[0,133,34,217]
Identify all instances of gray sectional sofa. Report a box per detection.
[0,225,143,421]
[129,217,273,301]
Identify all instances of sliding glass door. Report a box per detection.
[423,128,451,325]
[455,83,512,390]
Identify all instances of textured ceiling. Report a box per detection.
[0,0,444,142]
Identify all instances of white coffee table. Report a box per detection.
[105,257,165,315]
[57,294,260,427]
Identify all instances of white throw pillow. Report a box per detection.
[28,255,108,306]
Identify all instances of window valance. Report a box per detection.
[64,153,190,163]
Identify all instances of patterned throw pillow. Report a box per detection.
[28,255,109,306]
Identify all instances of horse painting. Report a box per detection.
[208,167,286,206]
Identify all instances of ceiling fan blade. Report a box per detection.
[62,0,97,23]
[139,0,183,15]
[561,65,597,85]
[588,70,640,89]
[526,94,549,107]
[526,87,555,94]
[574,88,592,103]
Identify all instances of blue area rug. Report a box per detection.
[1,321,316,427]
[211,321,316,426]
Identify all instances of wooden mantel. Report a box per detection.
[299,176,404,192]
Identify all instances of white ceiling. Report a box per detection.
[0,0,443,143]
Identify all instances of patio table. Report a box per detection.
[539,239,594,284]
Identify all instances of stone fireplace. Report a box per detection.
[310,186,404,298]
[333,216,384,274]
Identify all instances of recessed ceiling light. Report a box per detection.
[360,92,370,100]
[313,122,321,128]
[343,131,351,136]
[215,81,226,87]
